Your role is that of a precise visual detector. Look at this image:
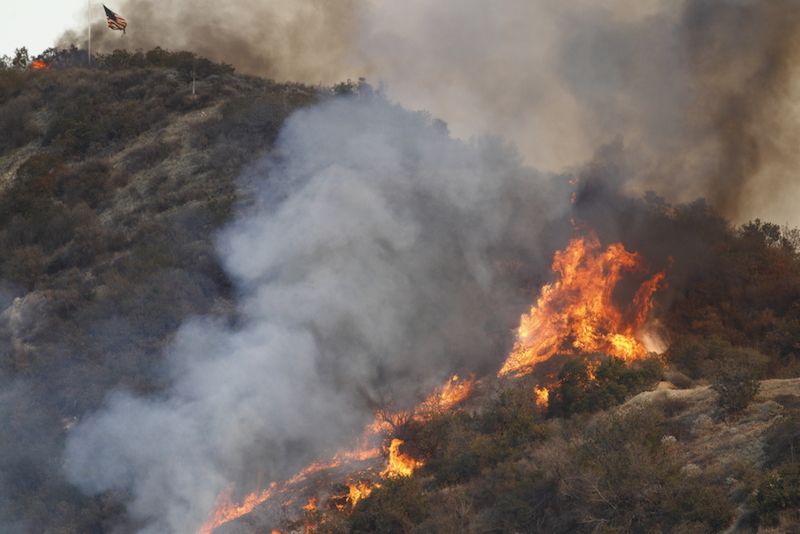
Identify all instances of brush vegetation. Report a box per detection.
[1,48,800,532]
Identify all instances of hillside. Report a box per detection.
[0,48,324,532]
[1,49,800,534]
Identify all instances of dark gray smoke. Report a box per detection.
[355,0,800,224]
[681,0,800,222]
[61,0,800,223]
[64,93,569,533]
[60,0,363,82]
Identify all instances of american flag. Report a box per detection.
[103,5,127,33]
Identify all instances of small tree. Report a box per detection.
[712,347,767,415]
[12,47,29,69]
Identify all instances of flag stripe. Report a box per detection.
[104,5,127,31]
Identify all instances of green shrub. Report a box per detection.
[0,95,38,154]
[480,384,548,448]
[349,477,429,534]
[755,463,800,527]
[124,140,177,169]
[55,160,112,208]
[713,368,761,416]
[548,355,663,417]
[764,412,800,468]
[0,245,45,288]
[705,346,767,415]
[0,68,27,103]
[480,460,560,533]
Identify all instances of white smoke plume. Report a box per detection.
[64,93,569,532]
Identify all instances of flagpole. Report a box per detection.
[87,0,92,65]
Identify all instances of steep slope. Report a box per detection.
[0,50,319,532]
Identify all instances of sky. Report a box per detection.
[0,0,86,58]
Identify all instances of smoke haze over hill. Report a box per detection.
[63,0,800,225]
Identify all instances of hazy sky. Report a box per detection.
[0,0,87,57]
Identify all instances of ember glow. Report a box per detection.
[499,234,664,377]
[30,59,48,70]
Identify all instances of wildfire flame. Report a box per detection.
[197,235,664,533]
[417,374,476,418]
[302,496,317,513]
[346,480,377,507]
[30,59,49,70]
[197,375,473,533]
[534,385,549,411]
[197,484,277,534]
[380,438,423,478]
[499,234,664,377]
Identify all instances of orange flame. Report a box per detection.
[534,385,549,411]
[499,234,664,377]
[196,376,473,533]
[417,374,475,418]
[346,480,377,507]
[197,484,277,534]
[380,438,423,478]
[303,496,317,513]
[30,59,48,70]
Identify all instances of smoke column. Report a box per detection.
[64,93,569,533]
[63,0,800,224]
[354,0,800,225]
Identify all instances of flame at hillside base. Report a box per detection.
[196,230,666,532]
[499,234,665,377]
[197,375,474,534]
